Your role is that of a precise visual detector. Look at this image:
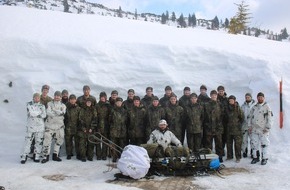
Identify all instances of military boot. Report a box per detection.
[251,158,260,164]
[41,155,49,164]
[261,159,268,165]
[20,156,27,164]
[243,148,248,158]
[52,153,62,162]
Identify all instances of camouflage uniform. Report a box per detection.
[141,95,154,108]
[203,100,224,158]
[40,95,53,108]
[159,95,171,108]
[64,102,81,159]
[179,94,191,147]
[95,100,111,159]
[185,102,204,152]
[128,104,147,145]
[165,102,184,141]
[42,100,66,159]
[78,104,98,161]
[77,95,97,108]
[21,99,46,162]
[109,105,128,161]
[218,93,228,153]
[122,98,134,111]
[225,102,244,160]
[146,104,165,139]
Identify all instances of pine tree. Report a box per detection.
[280,28,289,39]
[188,14,192,27]
[171,12,176,22]
[161,13,167,24]
[228,0,251,34]
[178,14,187,28]
[212,16,219,29]
[225,18,229,28]
[166,11,169,21]
[63,0,69,13]
[192,13,196,27]
[117,6,123,18]
[134,9,137,20]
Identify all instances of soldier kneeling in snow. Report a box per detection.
[20,93,46,164]
[147,119,182,151]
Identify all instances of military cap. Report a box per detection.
[54,91,62,97]
[257,92,264,97]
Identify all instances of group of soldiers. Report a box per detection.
[20,84,273,165]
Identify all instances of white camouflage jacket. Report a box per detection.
[26,101,46,132]
[147,128,182,150]
[45,100,66,130]
[248,102,273,133]
[241,99,255,130]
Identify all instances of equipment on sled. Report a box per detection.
[140,144,222,177]
[88,133,150,179]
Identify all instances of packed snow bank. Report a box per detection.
[0,6,290,190]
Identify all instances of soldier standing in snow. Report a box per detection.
[109,97,128,162]
[64,94,81,160]
[241,93,255,158]
[122,89,135,111]
[249,92,273,165]
[42,91,66,163]
[185,93,204,152]
[179,86,191,146]
[225,95,244,163]
[20,93,46,164]
[95,92,111,160]
[78,98,98,162]
[203,90,224,162]
[128,96,147,145]
[217,85,228,156]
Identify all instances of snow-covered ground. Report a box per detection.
[0,6,290,190]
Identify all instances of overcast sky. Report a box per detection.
[89,0,289,33]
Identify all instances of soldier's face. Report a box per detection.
[218,90,224,96]
[69,98,76,104]
[170,97,177,105]
[146,89,153,97]
[54,95,61,102]
[128,92,135,99]
[62,92,68,99]
[184,90,191,96]
[86,101,92,107]
[134,100,140,107]
[257,96,264,104]
[190,97,197,103]
[159,124,167,130]
[83,89,90,96]
[165,90,172,96]
[100,96,106,102]
[229,99,235,105]
[210,94,217,101]
[111,93,118,100]
[33,96,40,103]
[200,89,207,95]
[153,100,159,107]
[42,89,49,96]
[115,101,122,107]
[245,95,252,101]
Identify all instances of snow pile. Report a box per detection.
[0,6,290,190]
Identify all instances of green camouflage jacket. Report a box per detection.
[185,103,204,134]
[204,100,223,135]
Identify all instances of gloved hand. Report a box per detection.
[263,128,269,133]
